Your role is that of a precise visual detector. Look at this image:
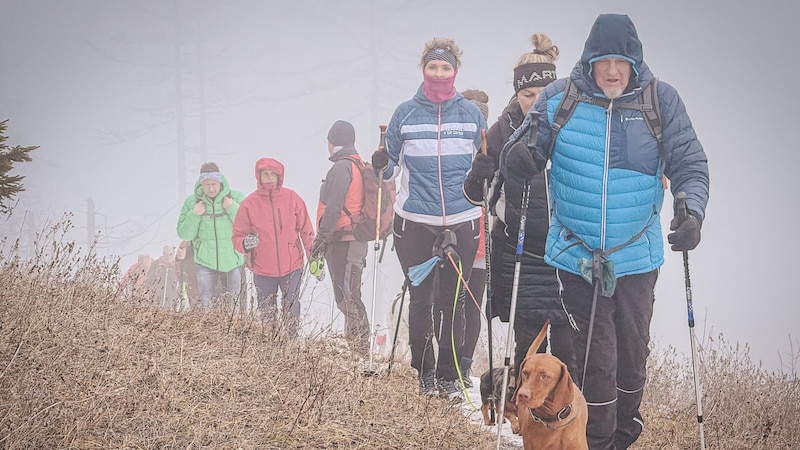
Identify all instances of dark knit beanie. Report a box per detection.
[327,120,356,147]
[513,62,557,93]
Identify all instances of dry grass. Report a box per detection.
[634,335,799,449]
[1,218,798,449]
[0,219,495,449]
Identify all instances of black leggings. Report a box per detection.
[462,267,485,361]
[393,216,480,380]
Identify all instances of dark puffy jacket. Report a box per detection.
[315,146,364,243]
[486,98,564,325]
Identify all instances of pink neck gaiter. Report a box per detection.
[422,72,457,104]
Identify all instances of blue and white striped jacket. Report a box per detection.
[384,85,486,226]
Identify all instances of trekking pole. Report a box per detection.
[581,251,602,391]
[365,124,388,377]
[387,280,409,375]
[676,191,706,450]
[495,180,530,450]
[479,129,497,424]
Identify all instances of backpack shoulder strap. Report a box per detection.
[547,78,611,155]
[615,78,663,159]
[550,78,580,138]
[643,78,663,159]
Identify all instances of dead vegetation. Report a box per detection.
[0,220,495,449]
[1,219,798,449]
[634,337,799,449]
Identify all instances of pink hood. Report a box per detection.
[255,157,284,191]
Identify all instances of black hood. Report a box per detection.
[574,13,650,95]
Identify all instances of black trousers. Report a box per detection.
[560,269,658,450]
[462,266,485,362]
[393,216,480,380]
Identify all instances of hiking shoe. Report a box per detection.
[419,370,438,396]
[437,379,465,404]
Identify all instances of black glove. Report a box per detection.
[500,139,539,181]
[371,150,389,171]
[243,233,259,251]
[469,152,496,184]
[462,172,485,204]
[668,211,702,251]
[310,238,327,257]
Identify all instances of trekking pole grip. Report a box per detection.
[675,191,688,223]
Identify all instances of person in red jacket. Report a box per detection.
[232,158,315,332]
[117,253,153,299]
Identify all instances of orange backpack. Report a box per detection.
[343,157,396,242]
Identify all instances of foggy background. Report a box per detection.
[1,0,798,372]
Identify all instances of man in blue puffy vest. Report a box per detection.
[501,13,710,449]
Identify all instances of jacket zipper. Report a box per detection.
[211,199,220,271]
[601,101,612,251]
[437,103,446,226]
[269,190,282,275]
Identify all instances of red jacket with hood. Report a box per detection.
[232,158,315,277]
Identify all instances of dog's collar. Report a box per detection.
[529,404,576,430]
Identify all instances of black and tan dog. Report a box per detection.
[479,364,520,434]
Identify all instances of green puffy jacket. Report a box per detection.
[177,174,245,272]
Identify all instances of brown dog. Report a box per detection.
[479,365,519,434]
[514,321,588,449]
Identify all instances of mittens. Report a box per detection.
[371,150,389,171]
[243,233,259,251]
[500,139,539,181]
[309,255,325,281]
[469,152,496,183]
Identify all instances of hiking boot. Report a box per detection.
[459,356,473,389]
[419,370,438,396]
[437,378,465,404]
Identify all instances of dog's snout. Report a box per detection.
[515,386,529,403]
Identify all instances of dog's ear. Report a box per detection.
[525,320,550,361]
[551,361,574,409]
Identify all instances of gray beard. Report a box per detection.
[603,88,623,99]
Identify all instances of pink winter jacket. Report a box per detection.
[232,158,315,277]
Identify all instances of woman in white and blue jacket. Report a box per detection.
[371,37,487,401]
[501,14,709,449]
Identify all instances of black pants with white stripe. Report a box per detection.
[560,269,658,450]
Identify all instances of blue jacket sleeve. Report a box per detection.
[658,81,710,221]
